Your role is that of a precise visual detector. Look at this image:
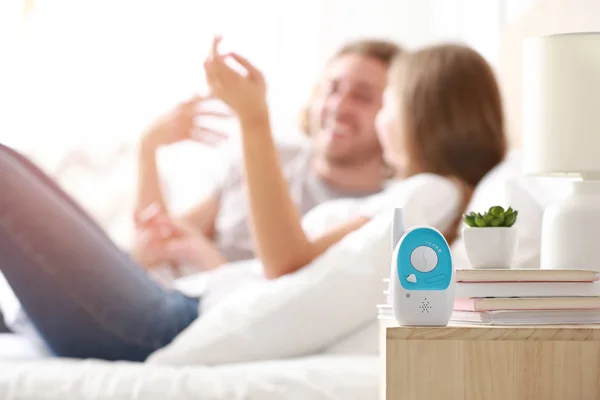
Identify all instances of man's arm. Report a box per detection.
[240,116,369,279]
[133,146,224,267]
[136,142,169,215]
[135,140,222,238]
[134,95,229,236]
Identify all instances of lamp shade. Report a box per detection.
[522,33,600,177]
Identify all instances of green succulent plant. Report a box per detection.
[463,205,518,228]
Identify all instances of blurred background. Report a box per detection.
[0,0,594,249]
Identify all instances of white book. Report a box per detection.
[455,281,600,298]
[383,277,600,299]
[376,305,600,326]
[455,268,599,283]
[383,268,600,284]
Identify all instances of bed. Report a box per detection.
[0,151,555,399]
[0,346,379,400]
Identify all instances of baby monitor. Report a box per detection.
[389,208,455,326]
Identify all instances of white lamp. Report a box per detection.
[522,32,600,270]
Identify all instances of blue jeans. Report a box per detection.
[0,143,199,361]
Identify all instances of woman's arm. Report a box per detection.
[240,116,369,278]
[204,38,369,278]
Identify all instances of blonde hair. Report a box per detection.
[390,43,507,187]
[300,39,404,136]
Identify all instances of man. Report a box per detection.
[134,39,404,272]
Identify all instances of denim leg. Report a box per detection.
[0,144,199,361]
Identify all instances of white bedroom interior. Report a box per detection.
[1,0,600,398]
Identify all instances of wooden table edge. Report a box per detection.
[386,323,600,341]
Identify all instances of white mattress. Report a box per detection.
[0,353,380,400]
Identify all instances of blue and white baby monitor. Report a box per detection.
[390,208,455,326]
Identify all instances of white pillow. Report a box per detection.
[301,173,460,238]
[147,174,461,365]
[323,320,379,355]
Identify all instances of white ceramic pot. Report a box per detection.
[462,227,519,269]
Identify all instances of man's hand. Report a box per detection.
[140,95,231,151]
[133,204,227,270]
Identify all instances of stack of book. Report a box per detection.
[378,268,600,325]
[452,268,600,325]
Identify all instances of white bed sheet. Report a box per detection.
[0,354,379,400]
[0,334,49,360]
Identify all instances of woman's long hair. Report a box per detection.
[390,44,507,243]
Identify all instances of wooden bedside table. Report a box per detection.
[382,322,600,400]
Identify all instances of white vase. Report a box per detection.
[462,227,519,269]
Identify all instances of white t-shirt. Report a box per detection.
[195,173,461,313]
[212,143,380,262]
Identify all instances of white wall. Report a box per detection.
[2,0,520,149]
[499,0,600,147]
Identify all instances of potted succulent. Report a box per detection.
[462,206,519,269]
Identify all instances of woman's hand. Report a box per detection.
[203,36,268,124]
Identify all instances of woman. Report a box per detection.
[0,38,505,361]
